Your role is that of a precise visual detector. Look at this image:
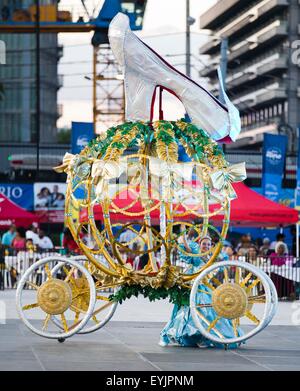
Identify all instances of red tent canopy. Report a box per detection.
[224,182,299,227]
[80,183,299,227]
[0,193,39,228]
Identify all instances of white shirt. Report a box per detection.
[37,236,54,250]
[26,230,39,245]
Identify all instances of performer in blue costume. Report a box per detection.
[159,229,243,348]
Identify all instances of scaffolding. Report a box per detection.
[0,0,147,138]
[93,44,125,134]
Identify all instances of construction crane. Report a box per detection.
[0,0,146,33]
[0,0,148,133]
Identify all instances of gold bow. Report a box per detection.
[91,159,126,199]
[53,152,76,174]
[149,157,194,201]
[209,162,247,199]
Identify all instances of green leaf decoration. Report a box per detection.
[109,284,191,307]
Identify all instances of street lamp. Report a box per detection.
[185,0,195,78]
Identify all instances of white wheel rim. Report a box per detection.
[190,261,272,345]
[16,256,96,339]
[262,272,278,327]
[51,256,118,334]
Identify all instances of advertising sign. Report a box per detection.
[71,121,94,154]
[34,183,67,211]
[262,133,287,201]
[0,183,34,210]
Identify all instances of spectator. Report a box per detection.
[259,238,271,257]
[246,245,258,264]
[1,224,16,247]
[62,228,80,254]
[236,233,252,253]
[223,245,235,259]
[126,243,139,269]
[0,243,5,290]
[11,228,26,251]
[9,267,19,288]
[269,242,289,266]
[26,223,39,245]
[270,233,287,252]
[37,230,54,251]
[135,253,149,270]
[237,247,248,258]
[26,238,35,251]
[269,242,294,299]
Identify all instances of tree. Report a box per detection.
[57,127,71,144]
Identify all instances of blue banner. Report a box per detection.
[71,122,94,154]
[262,133,287,202]
[295,129,300,210]
[0,183,34,210]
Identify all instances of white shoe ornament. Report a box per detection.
[108,12,241,142]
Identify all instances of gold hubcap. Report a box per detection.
[37,279,72,315]
[212,283,248,319]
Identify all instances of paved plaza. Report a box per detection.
[1,290,300,371]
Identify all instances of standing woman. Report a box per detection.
[159,228,242,348]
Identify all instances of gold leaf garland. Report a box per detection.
[153,121,178,163]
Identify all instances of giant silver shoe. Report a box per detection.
[108,12,241,142]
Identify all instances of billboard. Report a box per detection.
[33,183,67,211]
[71,121,94,154]
[262,133,287,201]
[0,183,34,210]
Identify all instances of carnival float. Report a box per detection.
[16,13,278,348]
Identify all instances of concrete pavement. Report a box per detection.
[1,290,300,371]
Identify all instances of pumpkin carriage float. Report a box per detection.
[16,13,277,348]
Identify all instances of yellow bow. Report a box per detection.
[91,159,126,199]
[149,157,194,201]
[209,162,247,200]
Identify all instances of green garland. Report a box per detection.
[109,284,191,307]
[82,119,226,167]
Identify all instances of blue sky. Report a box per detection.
[58,0,216,129]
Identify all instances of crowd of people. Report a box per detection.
[1,224,297,264]
[219,233,295,264]
[0,224,299,298]
[0,223,54,253]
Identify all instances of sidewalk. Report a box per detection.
[1,289,300,325]
[1,290,300,371]
[0,319,300,371]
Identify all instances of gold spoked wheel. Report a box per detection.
[50,256,118,334]
[190,261,276,346]
[16,256,96,340]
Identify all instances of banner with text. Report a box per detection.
[0,183,34,210]
[71,121,94,154]
[262,133,287,202]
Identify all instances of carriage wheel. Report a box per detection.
[261,271,278,327]
[50,256,118,334]
[16,256,96,339]
[190,261,275,346]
